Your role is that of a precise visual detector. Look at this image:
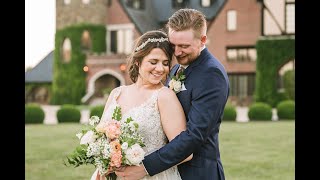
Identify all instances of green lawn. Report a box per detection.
[25,121,294,180]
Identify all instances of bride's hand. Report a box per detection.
[114,165,126,172]
[95,166,116,180]
[95,172,106,180]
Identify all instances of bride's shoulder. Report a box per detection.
[108,85,125,99]
[110,85,127,94]
[158,86,177,101]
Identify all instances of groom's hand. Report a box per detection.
[115,165,147,180]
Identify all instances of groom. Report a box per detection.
[116,8,229,180]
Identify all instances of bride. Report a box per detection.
[91,30,192,180]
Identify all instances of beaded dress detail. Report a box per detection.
[98,86,181,180]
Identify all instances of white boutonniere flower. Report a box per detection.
[169,69,186,93]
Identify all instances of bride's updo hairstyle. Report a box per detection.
[127,30,174,83]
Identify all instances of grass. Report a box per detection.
[220,121,295,180]
[25,121,294,180]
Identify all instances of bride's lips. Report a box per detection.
[151,73,164,78]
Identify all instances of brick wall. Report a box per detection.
[206,0,262,73]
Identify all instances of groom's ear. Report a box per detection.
[200,35,207,46]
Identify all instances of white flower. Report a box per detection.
[121,142,128,150]
[76,132,83,139]
[169,79,184,93]
[89,116,100,126]
[124,144,145,165]
[87,142,101,157]
[168,70,186,93]
[168,79,176,90]
[102,144,111,159]
[80,130,97,145]
[129,121,138,131]
[172,80,182,92]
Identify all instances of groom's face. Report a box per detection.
[168,28,203,65]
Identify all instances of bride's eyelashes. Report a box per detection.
[149,60,169,66]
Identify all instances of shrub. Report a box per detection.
[57,104,81,123]
[248,102,272,121]
[223,105,237,121]
[25,103,45,124]
[276,100,295,120]
[90,105,105,118]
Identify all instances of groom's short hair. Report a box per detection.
[166,8,207,39]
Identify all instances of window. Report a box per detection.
[227,49,237,61]
[227,10,237,31]
[81,30,92,51]
[201,0,214,7]
[82,0,90,4]
[126,0,145,10]
[62,38,72,63]
[228,74,255,97]
[172,0,188,8]
[226,47,256,62]
[286,3,295,34]
[107,24,134,55]
[64,0,71,5]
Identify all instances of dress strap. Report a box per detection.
[112,86,123,102]
[153,86,167,100]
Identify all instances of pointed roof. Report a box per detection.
[119,0,228,33]
[25,51,54,83]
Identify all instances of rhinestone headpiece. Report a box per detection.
[135,37,169,52]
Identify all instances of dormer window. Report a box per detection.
[172,0,188,8]
[227,10,237,31]
[201,0,215,7]
[126,0,145,10]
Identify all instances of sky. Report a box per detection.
[25,0,55,71]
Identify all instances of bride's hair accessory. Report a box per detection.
[135,37,169,52]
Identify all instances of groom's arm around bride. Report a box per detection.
[116,8,229,180]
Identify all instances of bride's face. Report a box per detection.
[138,48,170,85]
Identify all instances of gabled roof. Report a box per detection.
[119,0,227,33]
[25,50,54,83]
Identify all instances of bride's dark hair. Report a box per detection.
[127,30,174,83]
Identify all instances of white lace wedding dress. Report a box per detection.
[90,86,182,180]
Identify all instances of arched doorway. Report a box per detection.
[81,69,125,105]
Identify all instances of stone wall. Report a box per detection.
[56,0,108,30]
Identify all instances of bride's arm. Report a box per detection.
[158,88,193,164]
[99,88,118,121]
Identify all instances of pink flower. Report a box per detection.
[110,140,122,168]
[104,120,121,140]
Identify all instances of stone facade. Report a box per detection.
[56,0,108,30]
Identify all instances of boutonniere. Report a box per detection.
[168,69,186,93]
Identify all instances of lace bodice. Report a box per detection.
[100,86,168,155]
[97,86,182,180]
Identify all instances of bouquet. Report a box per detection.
[64,106,146,180]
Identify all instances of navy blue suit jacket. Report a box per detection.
[142,48,229,180]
